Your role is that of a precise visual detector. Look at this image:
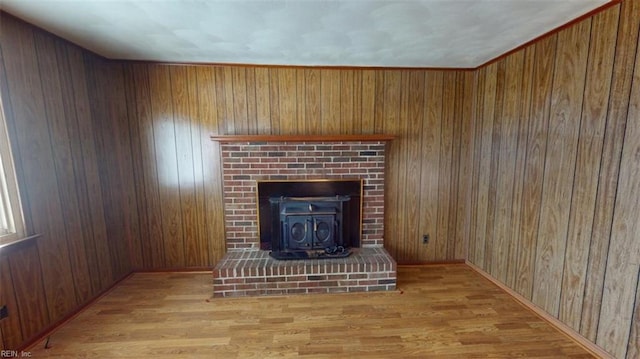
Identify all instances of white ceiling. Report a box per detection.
[0,0,610,68]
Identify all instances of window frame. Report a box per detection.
[0,95,26,247]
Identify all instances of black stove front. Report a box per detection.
[257,180,361,259]
[268,195,351,259]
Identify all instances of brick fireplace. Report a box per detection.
[212,135,397,297]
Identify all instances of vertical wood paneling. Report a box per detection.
[35,32,92,303]
[127,64,166,268]
[0,12,136,343]
[295,69,306,134]
[0,14,78,322]
[65,46,114,290]
[88,60,138,280]
[467,69,484,265]
[170,67,199,267]
[304,69,321,134]
[148,65,185,268]
[628,275,640,359]
[492,52,524,283]
[381,71,401,258]
[468,3,639,357]
[196,66,225,264]
[124,64,152,270]
[278,68,297,135]
[581,0,639,342]
[122,64,470,267]
[559,8,618,331]
[361,70,376,134]
[187,67,209,266]
[506,46,534,289]
[0,256,24,349]
[340,70,354,134]
[5,5,637,357]
[321,70,341,134]
[254,68,271,135]
[231,67,249,134]
[436,72,455,260]
[455,71,475,260]
[418,71,442,262]
[446,72,462,260]
[473,64,497,268]
[404,71,425,261]
[533,19,591,316]
[596,21,640,355]
[485,61,506,275]
[514,35,557,298]
[245,68,258,135]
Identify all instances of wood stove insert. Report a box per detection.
[257,180,362,260]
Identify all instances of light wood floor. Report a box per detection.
[27,264,593,358]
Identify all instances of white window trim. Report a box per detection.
[0,95,26,247]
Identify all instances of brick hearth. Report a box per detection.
[213,248,396,297]
[212,136,396,297]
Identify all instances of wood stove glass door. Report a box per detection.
[283,215,311,250]
[283,214,338,250]
[312,215,337,248]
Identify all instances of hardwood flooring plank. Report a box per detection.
[26,266,595,358]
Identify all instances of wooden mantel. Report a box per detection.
[210,134,395,142]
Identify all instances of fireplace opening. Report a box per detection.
[257,180,362,259]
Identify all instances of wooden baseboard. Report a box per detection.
[133,267,213,273]
[21,271,135,352]
[465,261,613,359]
[398,259,466,266]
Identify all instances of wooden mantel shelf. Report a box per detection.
[210,134,395,142]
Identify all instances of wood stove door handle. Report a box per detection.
[313,218,317,232]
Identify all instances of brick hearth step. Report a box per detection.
[213,247,396,297]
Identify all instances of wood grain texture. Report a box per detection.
[125,63,472,267]
[455,71,475,261]
[0,255,24,349]
[0,13,134,350]
[3,3,637,357]
[492,51,523,284]
[27,266,596,358]
[473,64,497,269]
[581,0,639,343]
[506,46,534,289]
[628,272,640,359]
[468,3,639,357]
[0,12,78,323]
[559,8,618,332]
[210,134,396,142]
[596,13,640,355]
[418,71,443,262]
[532,19,590,316]
[514,34,557,299]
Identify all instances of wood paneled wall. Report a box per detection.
[467,1,640,357]
[3,1,639,357]
[0,14,135,350]
[123,66,475,268]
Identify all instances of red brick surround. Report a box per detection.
[221,141,387,250]
[214,138,395,297]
